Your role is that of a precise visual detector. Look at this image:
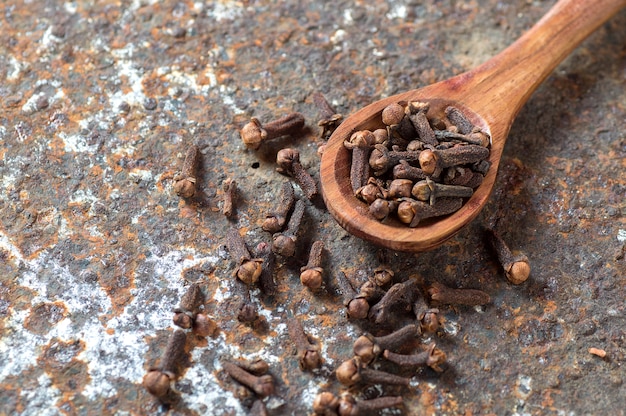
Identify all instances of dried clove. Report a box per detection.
[485,227,531,284]
[344,130,376,192]
[221,360,275,398]
[338,393,403,416]
[222,178,237,219]
[372,250,394,287]
[382,102,415,142]
[240,112,305,150]
[313,92,343,140]
[413,295,440,334]
[255,242,277,296]
[397,197,463,227]
[313,391,340,416]
[427,282,490,306]
[173,283,204,329]
[172,284,216,336]
[272,199,305,257]
[234,278,258,323]
[235,358,270,376]
[383,343,447,372]
[262,181,295,233]
[300,240,325,290]
[355,177,387,204]
[226,227,263,285]
[173,144,199,199]
[287,317,323,371]
[335,357,411,387]
[368,278,421,325]
[353,324,420,365]
[143,330,187,400]
[276,148,318,200]
[336,271,370,320]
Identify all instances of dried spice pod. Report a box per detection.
[240,112,305,150]
[173,144,199,199]
[276,148,318,200]
[485,227,531,284]
[353,324,420,365]
[427,282,490,306]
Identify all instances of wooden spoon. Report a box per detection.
[320,0,626,252]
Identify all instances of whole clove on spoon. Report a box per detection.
[320,0,626,252]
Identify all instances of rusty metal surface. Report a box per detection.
[1,0,624,415]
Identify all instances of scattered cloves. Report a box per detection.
[172,284,216,337]
[173,283,204,329]
[335,357,411,387]
[173,144,199,199]
[368,278,421,325]
[418,145,489,177]
[300,240,325,290]
[413,295,440,334]
[336,271,370,320]
[226,227,263,285]
[222,360,275,398]
[287,317,323,371]
[222,178,237,219]
[427,282,490,306]
[143,330,187,400]
[262,181,295,233]
[396,197,463,227]
[353,324,420,365]
[313,92,343,140]
[276,148,318,200]
[272,198,305,257]
[485,227,531,284]
[338,393,403,416]
[255,242,278,296]
[231,276,258,323]
[383,343,447,372]
[412,177,473,205]
[240,112,305,150]
[234,358,270,376]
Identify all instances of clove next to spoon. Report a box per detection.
[320,0,626,252]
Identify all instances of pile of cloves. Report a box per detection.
[155,95,531,414]
[347,102,491,227]
[143,284,219,403]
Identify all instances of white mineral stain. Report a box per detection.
[617,229,626,242]
[209,1,245,22]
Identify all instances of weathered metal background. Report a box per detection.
[0,1,624,415]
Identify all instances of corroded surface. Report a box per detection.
[1,1,624,415]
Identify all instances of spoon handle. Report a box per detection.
[448,0,626,127]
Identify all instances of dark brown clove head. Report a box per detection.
[173,178,196,199]
[192,313,218,337]
[143,370,172,398]
[335,358,361,387]
[313,392,340,415]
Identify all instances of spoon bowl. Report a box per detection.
[320,0,626,252]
